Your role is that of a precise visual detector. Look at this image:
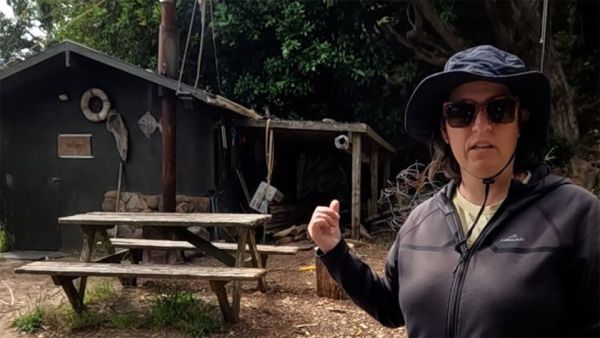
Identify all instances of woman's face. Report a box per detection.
[441,81,520,179]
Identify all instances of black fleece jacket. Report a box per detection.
[320,165,600,337]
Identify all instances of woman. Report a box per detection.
[308,45,599,337]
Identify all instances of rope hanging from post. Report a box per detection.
[194,0,207,88]
[176,0,198,94]
[265,119,275,185]
[539,0,549,72]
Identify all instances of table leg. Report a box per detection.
[78,227,96,296]
[232,227,248,319]
[246,228,267,292]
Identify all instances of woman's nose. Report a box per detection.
[472,108,492,132]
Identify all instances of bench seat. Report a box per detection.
[15,261,265,323]
[110,238,300,269]
[110,238,300,255]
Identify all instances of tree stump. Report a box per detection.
[314,243,354,299]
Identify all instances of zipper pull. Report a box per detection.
[452,243,468,274]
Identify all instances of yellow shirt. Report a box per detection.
[452,172,531,247]
[453,190,504,247]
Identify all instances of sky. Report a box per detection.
[0,0,14,18]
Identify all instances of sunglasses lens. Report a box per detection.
[445,102,475,128]
[486,98,517,123]
[443,97,518,128]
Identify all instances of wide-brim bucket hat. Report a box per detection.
[405,45,551,149]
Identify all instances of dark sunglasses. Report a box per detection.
[442,96,519,128]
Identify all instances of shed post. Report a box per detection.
[369,142,379,218]
[350,133,362,239]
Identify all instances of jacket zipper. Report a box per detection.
[445,200,511,338]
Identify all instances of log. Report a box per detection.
[314,243,354,299]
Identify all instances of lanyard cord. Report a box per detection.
[453,152,516,262]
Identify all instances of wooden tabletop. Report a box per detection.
[58,212,271,228]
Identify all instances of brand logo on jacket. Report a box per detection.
[499,234,525,243]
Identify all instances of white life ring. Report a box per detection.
[80,88,110,122]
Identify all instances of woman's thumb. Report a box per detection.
[329,199,340,213]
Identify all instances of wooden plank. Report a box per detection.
[78,227,96,297]
[232,227,248,318]
[233,119,368,133]
[369,141,379,218]
[59,212,271,228]
[383,154,391,183]
[52,276,85,314]
[364,125,396,154]
[209,281,237,323]
[110,238,300,255]
[15,262,266,281]
[246,228,267,292]
[93,249,129,263]
[175,229,236,267]
[231,119,397,154]
[351,133,362,239]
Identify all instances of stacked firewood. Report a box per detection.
[272,224,307,244]
[264,203,299,234]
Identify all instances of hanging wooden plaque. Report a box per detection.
[58,134,93,159]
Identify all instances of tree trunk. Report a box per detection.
[314,244,354,299]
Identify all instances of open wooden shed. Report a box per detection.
[232,119,397,239]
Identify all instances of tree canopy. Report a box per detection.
[1,0,598,170]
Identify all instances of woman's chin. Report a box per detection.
[464,162,505,179]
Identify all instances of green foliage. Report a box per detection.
[111,312,140,329]
[41,303,102,333]
[0,223,12,252]
[147,290,220,338]
[210,1,406,123]
[84,279,115,305]
[0,0,47,65]
[436,0,458,24]
[44,0,160,69]
[12,306,44,333]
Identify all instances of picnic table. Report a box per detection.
[49,211,271,322]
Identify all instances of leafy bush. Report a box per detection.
[11,306,44,333]
[147,290,220,338]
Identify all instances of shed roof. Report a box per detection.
[232,118,396,154]
[0,40,261,119]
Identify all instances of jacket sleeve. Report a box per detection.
[317,236,404,328]
[572,194,600,337]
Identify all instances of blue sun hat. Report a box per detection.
[404,45,551,148]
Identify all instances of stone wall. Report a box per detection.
[102,191,211,213]
[101,191,212,239]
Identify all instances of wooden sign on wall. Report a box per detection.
[58,134,93,159]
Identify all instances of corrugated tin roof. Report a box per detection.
[0,40,262,119]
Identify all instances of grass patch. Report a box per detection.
[146,289,220,338]
[111,312,140,329]
[84,279,115,305]
[11,306,44,333]
[12,283,220,337]
[43,303,103,334]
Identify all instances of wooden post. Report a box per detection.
[369,142,379,218]
[157,0,178,265]
[158,0,177,213]
[350,133,362,239]
[314,243,354,299]
[383,153,391,184]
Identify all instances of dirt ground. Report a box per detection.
[0,236,407,338]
